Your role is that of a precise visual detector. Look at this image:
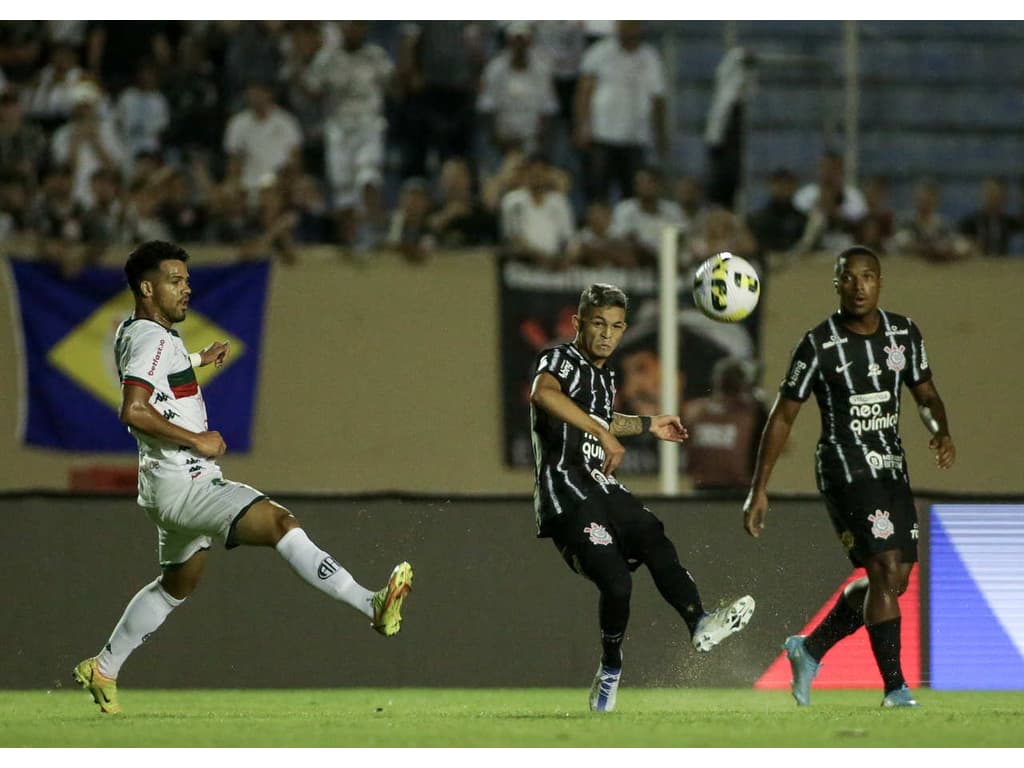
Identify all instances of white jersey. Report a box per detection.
[114,316,217,494]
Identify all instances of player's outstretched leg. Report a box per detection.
[692,595,756,652]
[783,635,821,706]
[589,656,622,713]
[371,561,414,636]
[72,657,120,714]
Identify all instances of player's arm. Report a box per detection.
[910,379,955,469]
[743,395,803,538]
[531,371,624,475]
[190,340,231,369]
[611,412,687,443]
[120,383,226,459]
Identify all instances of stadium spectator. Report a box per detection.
[675,175,709,233]
[205,182,250,244]
[790,184,859,258]
[30,163,82,277]
[85,21,178,94]
[50,80,127,209]
[499,153,575,268]
[161,33,224,166]
[0,87,47,185]
[705,47,757,210]
[384,176,436,263]
[280,22,330,182]
[394,21,490,178]
[22,41,85,132]
[0,21,43,86]
[223,80,303,197]
[574,21,668,205]
[793,150,867,228]
[609,165,686,265]
[477,22,558,157]
[220,21,283,114]
[746,168,807,256]
[532,21,587,136]
[80,167,124,262]
[115,58,170,162]
[275,162,331,245]
[238,174,300,264]
[122,175,172,245]
[891,178,973,263]
[158,165,210,244]
[0,170,31,241]
[682,357,767,491]
[858,175,895,254]
[302,21,393,248]
[687,206,758,266]
[568,200,634,267]
[958,176,1021,257]
[428,156,496,248]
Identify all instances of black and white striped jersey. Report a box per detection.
[779,309,932,491]
[530,342,622,536]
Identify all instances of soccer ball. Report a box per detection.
[692,252,761,322]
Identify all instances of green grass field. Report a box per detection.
[3,688,1024,748]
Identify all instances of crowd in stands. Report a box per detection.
[1,20,1021,276]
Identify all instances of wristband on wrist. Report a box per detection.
[189,352,202,369]
[640,415,652,432]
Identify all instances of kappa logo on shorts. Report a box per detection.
[317,556,340,579]
[584,522,613,546]
[911,523,920,540]
[869,509,895,540]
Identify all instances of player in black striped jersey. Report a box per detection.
[531,283,755,713]
[743,245,955,709]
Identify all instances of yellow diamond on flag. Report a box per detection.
[47,289,245,411]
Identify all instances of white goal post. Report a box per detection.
[658,225,681,495]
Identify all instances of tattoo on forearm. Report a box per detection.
[611,413,643,436]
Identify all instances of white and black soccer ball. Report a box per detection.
[692,252,761,323]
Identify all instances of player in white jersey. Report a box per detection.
[73,240,413,714]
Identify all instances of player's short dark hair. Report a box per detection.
[125,240,189,296]
[834,245,881,279]
[578,283,628,318]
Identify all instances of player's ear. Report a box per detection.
[571,313,581,333]
[140,278,153,298]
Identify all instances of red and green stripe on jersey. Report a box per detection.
[121,366,198,399]
[167,367,199,398]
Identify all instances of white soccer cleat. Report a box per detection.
[588,663,622,712]
[692,595,756,652]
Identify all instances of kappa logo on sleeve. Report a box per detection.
[558,360,573,379]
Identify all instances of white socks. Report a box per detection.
[275,528,374,619]
[96,578,184,679]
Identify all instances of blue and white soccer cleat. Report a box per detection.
[589,663,622,712]
[783,635,821,707]
[692,595,756,652]
[881,684,920,708]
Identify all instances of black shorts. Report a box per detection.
[548,488,666,576]
[822,477,919,567]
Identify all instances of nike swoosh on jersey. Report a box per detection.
[835,362,853,373]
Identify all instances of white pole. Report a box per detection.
[843,20,860,187]
[658,225,679,495]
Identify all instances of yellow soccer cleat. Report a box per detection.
[72,657,120,714]
[371,561,413,637]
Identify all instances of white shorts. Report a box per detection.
[140,471,267,567]
[325,118,384,210]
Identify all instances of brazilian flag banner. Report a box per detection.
[4,258,270,452]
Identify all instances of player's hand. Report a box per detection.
[743,489,769,539]
[598,430,625,477]
[650,415,688,443]
[200,340,231,368]
[930,434,956,469]
[193,430,226,458]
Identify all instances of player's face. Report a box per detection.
[834,255,881,317]
[144,259,192,324]
[573,306,627,365]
